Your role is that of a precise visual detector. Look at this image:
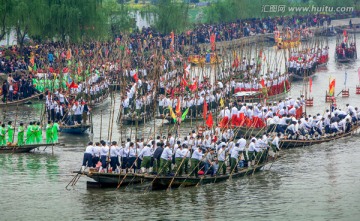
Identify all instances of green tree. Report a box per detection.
[153,0,189,33]
[10,0,45,51]
[104,0,135,37]
[0,0,14,42]
[45,0,107,42]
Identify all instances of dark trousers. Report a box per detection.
[127,157,136,169]
[82,153,93,167]
[92,156,99,167]
[325,125,330,134]
[121,157,128,169]
[100,155,107,168]
[110,156,118,171]
[75,114,82,124]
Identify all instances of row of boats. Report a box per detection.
[70,123,360,190]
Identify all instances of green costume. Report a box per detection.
[159,158,171,175]
[140,156,151,169]
[46,124,53,144]
[0,127,6,145]
[35,125,42,144]
[7,125,14,143]
[26,125,35,145]
[175,157,184,176]
[190,159,200,177]
[52,123,59,143]
[17,126,24,146]
[217,160,226,175]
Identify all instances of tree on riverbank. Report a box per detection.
[153,0,189,34]
[4,0,108,48]
[104,0,135,36]
[0,0,14,42]
[204,0,357,24]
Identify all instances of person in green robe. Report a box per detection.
[26,122,35,145]
[17,123,25,146]
[7,121,15,143]
[46,121,53,144]
[52,120,60,143]
[0,124,6,146]
[35,122,42,144]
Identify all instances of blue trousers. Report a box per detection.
[110,156,118,171]
[92,156,99,167]
[82,153,93,167]
[101,155,107,168]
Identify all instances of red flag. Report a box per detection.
[181,77,188,87]
[188,81,197,92]
[210,33,216,51]
[203,101,208,120]
[69,81,78,89]
[260,79,265,87]
[170,31,175,53]
[232,56,239,68]
[206,112,213,128]
[343,29,347,36]
[175,98,181,115]
[309,77,312,92]
[133,73,139,82]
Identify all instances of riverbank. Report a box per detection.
[194,17,360,51]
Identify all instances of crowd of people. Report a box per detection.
[0,120,59,146]
[1,73,39,102]
[81,132,279,177]
[80,101,359,176]
[287,47,329,77]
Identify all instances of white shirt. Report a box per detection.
[84,145,94,154]
[160,147,172,160]
[191,149,204,160]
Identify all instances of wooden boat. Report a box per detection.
[233,89,289,103]
[73,171,145,188]
[318,27,337,37]
[188,53,222,65]
[88,89,110,108]
[334,26,360,34]
[279,124,360,148]
[289,71,316,81]
[335,56,353,63]
[142,158,277,190]
[0,93,44,108]
[59,124,91,134]
[234,126,266,138]
[0,143,59,153]
[155,115,204,124]
[121,114,152,125]
[276,38,301,49]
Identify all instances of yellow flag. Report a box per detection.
[168,105,177,120]
[220,98,224,107]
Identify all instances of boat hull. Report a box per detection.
[0,143,59,153]
[144,163,266,190]
[75,171,144,187]
[59,124,91,134]
[280,125,360,148]
[0,93,44,107]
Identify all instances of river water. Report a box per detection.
[1,36,360,220]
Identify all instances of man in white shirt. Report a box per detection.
[139,144,153,173]
[159,145,172,175]
[190,146,204,178]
